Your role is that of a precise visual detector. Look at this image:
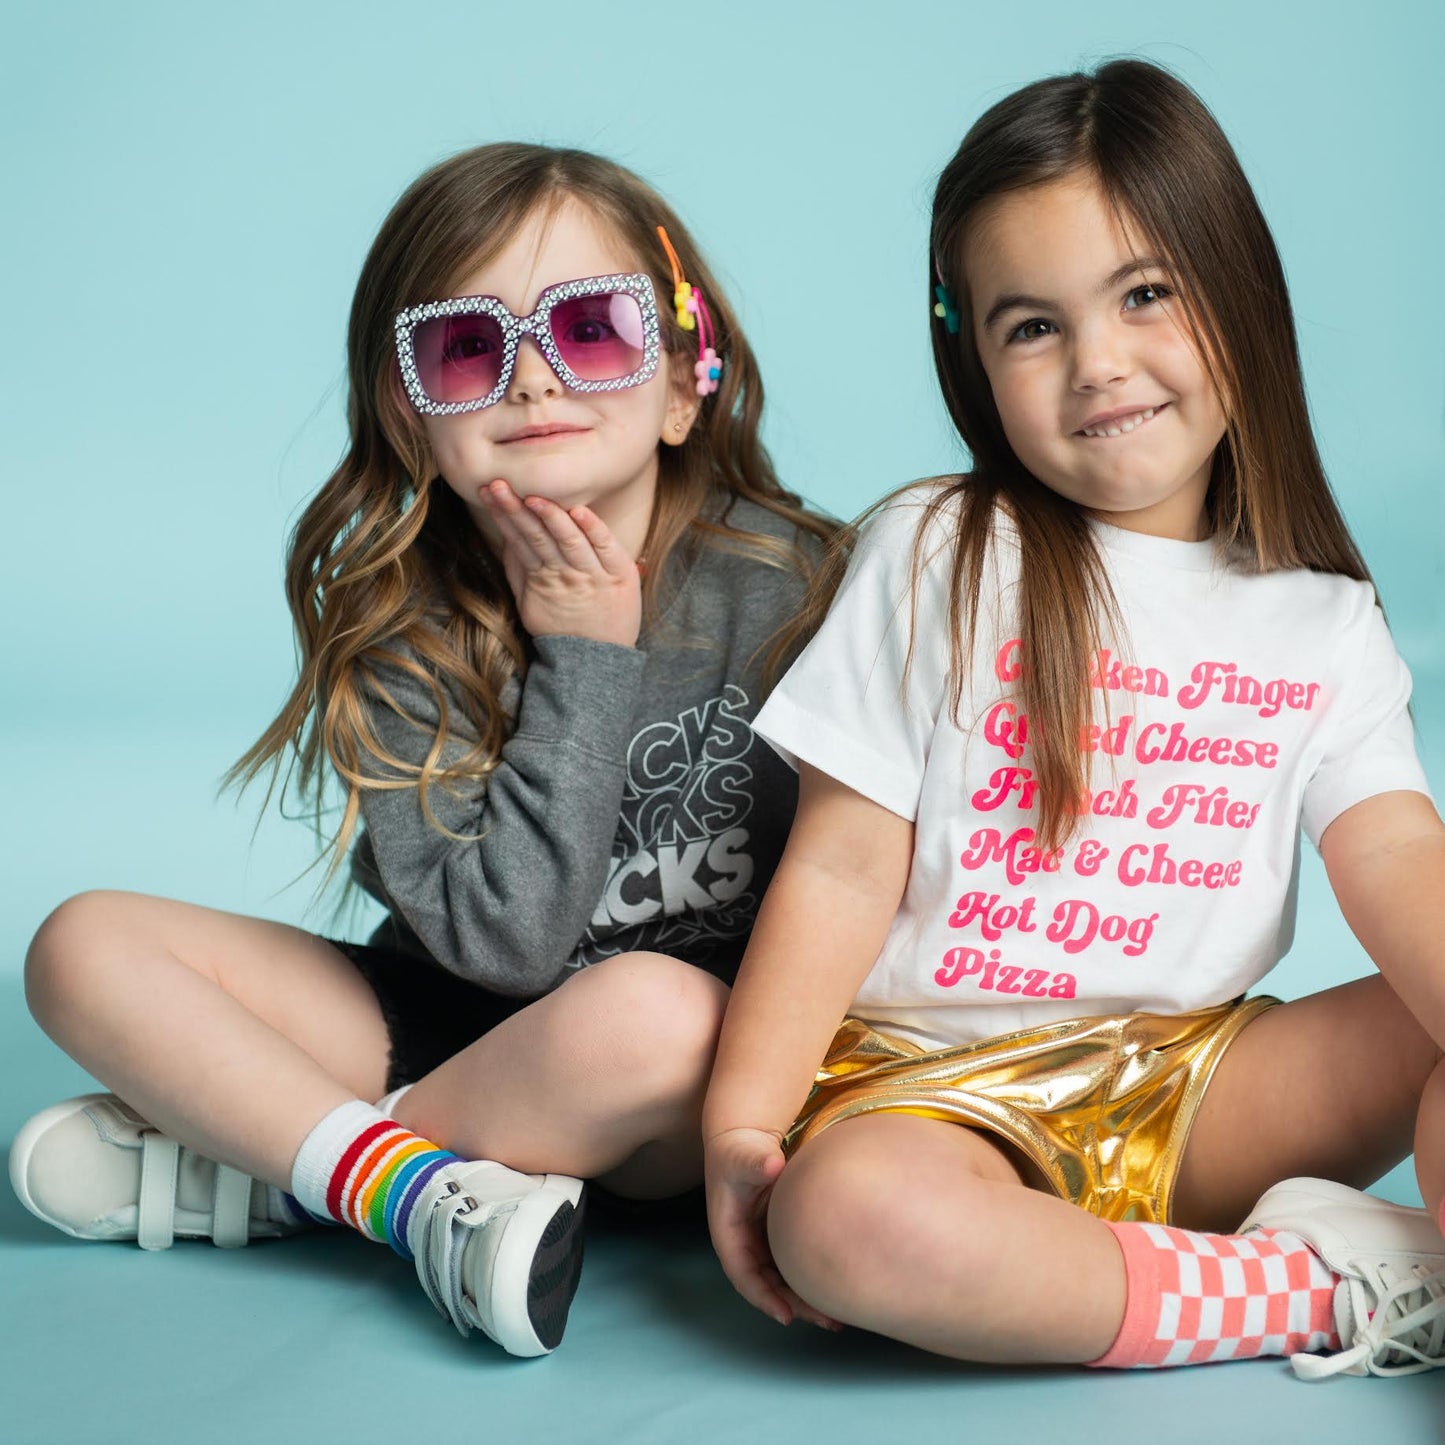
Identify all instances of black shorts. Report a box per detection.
[328,935,532,1093]
[329,932,708,1227]
[331,928,743,1095]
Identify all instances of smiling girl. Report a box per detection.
[704,60,1445,1380]
[10,144,833,1357]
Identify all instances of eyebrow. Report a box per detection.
[980,256,1168,334]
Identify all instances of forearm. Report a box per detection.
[362,635,645,994]
[370,753,628,994]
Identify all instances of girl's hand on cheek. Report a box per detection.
[480,480,643,649]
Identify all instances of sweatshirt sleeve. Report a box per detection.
[356,633,646,996]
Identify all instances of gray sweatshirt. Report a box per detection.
[349,495,823,998]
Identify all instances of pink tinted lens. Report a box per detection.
[411,312,507,402]
[550,291,647,382]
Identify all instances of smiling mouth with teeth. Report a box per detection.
[1077,405,1165,438]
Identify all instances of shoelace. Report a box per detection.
[136,1130,254,1249]
[1291,1264,1445,1380]
[413,1178,516,1339]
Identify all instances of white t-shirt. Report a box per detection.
[753,488,1432,1051]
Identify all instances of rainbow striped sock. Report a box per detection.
[290,1100,459,1259]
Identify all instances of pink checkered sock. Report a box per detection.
[1089,1222,1341,1368]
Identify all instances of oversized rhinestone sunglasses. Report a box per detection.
[394,272,662,415]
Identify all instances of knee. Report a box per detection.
[24,890,138,1029]
[545,952,728,1100]
[767,1118,998,1314]
[767,1128,892,1308]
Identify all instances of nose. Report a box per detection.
[1069,319,1130,392]
[506,335,564,404]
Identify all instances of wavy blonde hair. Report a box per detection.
[229,144,834,875]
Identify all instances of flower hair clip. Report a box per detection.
[672,279,695,331]
[658,225,723,397]
[690,295,721,397]
[933,282,960,336]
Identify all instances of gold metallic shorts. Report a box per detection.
[784,998,1278,1225]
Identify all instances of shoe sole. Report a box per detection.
[485,1180,587,1358]
[528,1187,587,1353]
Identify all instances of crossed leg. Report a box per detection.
[764,974,1444,1363]
[1171,974,1443,1230]
[24,890,728,1199]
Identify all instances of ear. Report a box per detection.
[660,355,703,448]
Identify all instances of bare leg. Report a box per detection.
[1173,974,1445,1230]
[765,976,1443,1366]
[767,1113,1126,1363]
[26,894,727,1200]
[24,891,391,1187]
[397,952,729,1198]
[1417,1061,1445,1212]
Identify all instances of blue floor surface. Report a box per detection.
[4,706,1444,1443]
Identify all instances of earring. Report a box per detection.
[658,226,723,397]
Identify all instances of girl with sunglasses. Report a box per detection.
[11,144,834,1357]
[705,60,1445,1380]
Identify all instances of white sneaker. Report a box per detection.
[1240,1176,1445,1379]
[407,1159,586,1358]
[8,1093,310,1250]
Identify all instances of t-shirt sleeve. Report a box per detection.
[1300,591,1433,847]
[752,495,952,820]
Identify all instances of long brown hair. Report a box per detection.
[229,144,833,874]
[799,59,1371,852]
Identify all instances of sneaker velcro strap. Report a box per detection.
[137,1132,179,1251]
[212,1166,254,1249]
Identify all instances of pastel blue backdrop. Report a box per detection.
[2,2,1442,1441]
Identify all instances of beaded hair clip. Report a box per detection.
[657,225,723,396]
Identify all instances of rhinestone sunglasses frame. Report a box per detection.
[393,271,663,416]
